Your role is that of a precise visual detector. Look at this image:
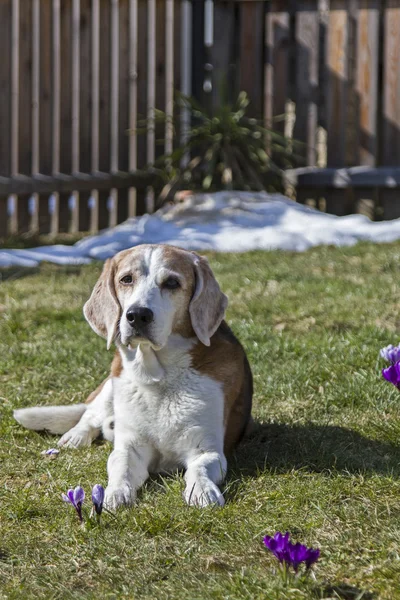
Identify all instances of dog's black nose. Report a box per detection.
[126,306,154,326]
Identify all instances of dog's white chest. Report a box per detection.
[113,363,224,470]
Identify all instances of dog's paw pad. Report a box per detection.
[184,480,225,508]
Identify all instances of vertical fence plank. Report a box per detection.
[156,0,166,159]
[382,0,400,166]
[239,1,264,117]
[163,0,174,200]
[151,0,167,203]
[165,0,174,157]
[11,0,20,179]
[381,0,400,218]
[128,0,138,217]
[17,0,34,233]
[180,0,192,151]
[18,5,32,178]
[293,0,319,166]
[135,0,148,215]
[90,0,100,231]
[352,0,380,216]
[52,0,60,176]
[32,0,43,232]
[265,0,290,135]
[207,2,235,111]
[78,0,92,232]
[10,0,20,234]
[72,0,81,174]
[0,1,11,179]
[39,1,53,176]
[191,0,205,109]
[117,0,129,224]
[48,0,61,234]
[146,0,156,213]
[108,0,119,227]
[98,0,111,229]
[110,0,119,176]
[354,0,380,166]
[70,0,81,232]
[0,0,11,237]
[172,0,182,146]
[326,0,349,167]
[324,0,351,214]
[59,0,73,232]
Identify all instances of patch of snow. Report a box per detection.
[2,191,400,268]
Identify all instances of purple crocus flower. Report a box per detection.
[382,362,400,390]
[287,542,309,571]
[380,344,400,365]
[305,547,320,569]
[91,484,104,516]
[288,542,320,572]
[62,486,85,522]
[263,532,320,573]
[263,532,290,563]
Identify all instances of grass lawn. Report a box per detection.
[2,242,400,599]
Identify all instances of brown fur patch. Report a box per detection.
[190,321,253,455]
[85,377,110,404]
[111,351,123,377]
[85,353,122,404]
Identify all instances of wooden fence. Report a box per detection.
[194,0,400,220]
[2,0,400,238]
[0,0,188,237]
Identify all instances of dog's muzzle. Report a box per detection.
[126,306,154,335]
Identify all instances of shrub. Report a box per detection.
[137,92,302,205]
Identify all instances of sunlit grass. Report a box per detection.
[1,242,400,599]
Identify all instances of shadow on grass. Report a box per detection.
[0,266,40,282]
[230,421,400,478]
[0,263,85,282]
[316,583,374,599]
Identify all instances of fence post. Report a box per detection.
[293,0,320,166]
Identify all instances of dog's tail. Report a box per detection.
[13,404,87,435]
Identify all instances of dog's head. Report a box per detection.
[83,244,228,350]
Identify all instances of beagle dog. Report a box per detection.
[14,244,253,509]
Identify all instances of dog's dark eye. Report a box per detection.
[163,277,180,290]
[120,275,133,285]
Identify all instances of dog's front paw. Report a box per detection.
[184,478,225,508]
[58,426,94,449]
[104,483,136,511]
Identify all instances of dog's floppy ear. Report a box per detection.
[83,258,121,349]
[189,254,228,346]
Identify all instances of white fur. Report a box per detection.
[104,335,227,510]
[58,378,114,448]
[13,404,87,435]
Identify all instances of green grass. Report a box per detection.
[2,242,400,599]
